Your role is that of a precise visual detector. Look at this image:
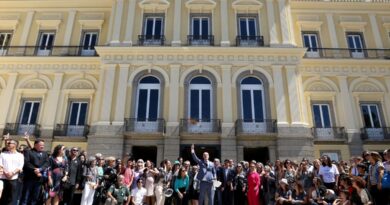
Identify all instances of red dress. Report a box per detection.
[247,171,261,205]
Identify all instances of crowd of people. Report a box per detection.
[0,133,389,205]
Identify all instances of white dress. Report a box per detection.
[145,171,155,196]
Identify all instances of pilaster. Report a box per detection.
[19,11,34,46]
[172,0,182,46]
[123,0,137,46]
[41,73,64,130]
[266,0,280,46]
[220,0,230,46]
[326,13,339,48]
[110,0,124,45]
[368,13,383,49]
[168,65,180,123]
[337,76,358,133]
[63,10,76,46]
[271,65,288,126]
[221,65,233,123]
[277,0,293,46]
[99,64,117,124]
[0,73,18,128]
[285,65,302,125]
[106,2,116,44]
[113,64,130,125]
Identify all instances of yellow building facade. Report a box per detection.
[0,0,389,163]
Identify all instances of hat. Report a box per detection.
[279,178,288,185]
[174,160,180,165]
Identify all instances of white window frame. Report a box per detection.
[347,33,364,58]
[135,77,161,122]
[0,32,12,56]
[19,100,40,125]
[361,103,382,128]
[302,32,320,57]
[238,16,258,36]
[81,31,98,53]
[312,104,332,128]
[37,31,55,56]
[188,78,213,120]
[68,101,88,126]
[191,16,210,36]
[144,16,164,36]
[240,79,265,121]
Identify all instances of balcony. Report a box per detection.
[180,119,221,135]
[0,46,98,57]
[236,36,264,47]
[187,35,214,46]
[312,127,347,141]
[3,123,40,137]
[53,124,90,137]
[124,118,165,134]
[303,48,390,59]
[235,119,277,136]
[138,35,165,46]
[361,127,390,141]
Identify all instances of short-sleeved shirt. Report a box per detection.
[0,151,24,180]
[108,184,130,204]
[131,187,147,205]
[277,188,292,199]
[368,161,384,186]
[319,164,339,183]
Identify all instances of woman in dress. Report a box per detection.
[247,161,261,205]
[46,145,68,205]
[189,165,199,205]
[81,157,99,205]
[233,163,247,205]
[143,160,159,205]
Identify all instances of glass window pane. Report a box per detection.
[190,76,211,84]
[190,90,199,120]
[303,35,310,48]
[40,34,47,49]
[47,34,54,49]
[355,36,362,51]
[321,105,331,128]
[310,35,318,51]
[201,18,209,37]
[240,19,247,36]
[83,34,91,49]
[146,19,154,36]
[347,35,355,49]
[140,76,160,84]
[30,103,40,124]
[5,34,11,46]
[248,19,256,36]
[201,90,210,121]
[148,90,159,121]
[193,18,200,36]
[90,34,97,48]
[154,19,162,37]
[253,90,264,122]
[137,89,148,121]
[370,105,381,128]
[313,105,322,128]
[242,90,252,122]
[78,103,88,125]
[241,77,261,85]
[69,103,79,125]
[361,105,372,128]
[21,102,32,124]
[0,34,5,46]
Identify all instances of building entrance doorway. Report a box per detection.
[131,146,157,165]
[180,144,221,165]
[244,147,269,164]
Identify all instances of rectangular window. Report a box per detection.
[20,101,40,125]
[361,104,382,128]
[190,90,200,120]
[302,32,320,57]
[347,32,365,58]
[144,16,163,38]
[312,104,332,128]
[192,17,210,37]
[0,32,12,48]
[37,31,55,56]
[238,17,257,37]
[81,31,98,55]
[68,102,88,126]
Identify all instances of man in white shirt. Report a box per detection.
[131,178,147,205]
[0,139,24,205]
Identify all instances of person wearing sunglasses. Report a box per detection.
[0,139,24,205]
[62,147,82,205]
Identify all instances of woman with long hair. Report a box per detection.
[367,151,385,205]
[188,165,199,205]
[275,178,291,205]
[291,181,309,204]
[143,160,159,205]
[319,155,339,190]
[247,161,261,205]
[352,176,372,205]
[80,157,99,205]
[233,163,247,205]
[174,167,189,205]
[312,159,321,178]
[46,145,68,205]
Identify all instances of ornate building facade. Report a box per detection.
[0,0,389,163]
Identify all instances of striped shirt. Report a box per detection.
[0,151,24,180]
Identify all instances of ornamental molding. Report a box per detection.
[0,62,100,73]
[300,65,390,76]
[185,0,217,11]
[232,0,263,12]
[139,0,170,12]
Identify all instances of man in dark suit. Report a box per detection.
[191,144,216,205]
[221,159,234,205]
[62,147,82,205]
[20,139,50,205]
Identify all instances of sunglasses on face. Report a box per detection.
[7,142,15,145]
[72,149,79,152]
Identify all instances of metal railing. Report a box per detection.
[187,35,214,46]
[0,46,98,56]
[361,127,390,140]
[180,119,221,134]
[311,127,347,140]
[236,35,264,47]
[53,124,90,137]
[124,118,165,133]
[3,123,41,137]
[235,119,277,135]
[303,48,390,59]
[138,35,165,46]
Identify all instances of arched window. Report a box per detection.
[188,76,212,121]
[136,76,160,121]
[240,76,265,122]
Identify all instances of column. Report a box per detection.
[220,0,230,46]
[271,65,288,125]
[0,73,18,128]
[63,10,76,46]
[171,0,182,46]
[99,64,116,124]
[337,76,358,132]
[111,0,125,44]
[123,0,137,46]
[42,73,64,130]
[326,13,339,48]
[91,68,105,123]
[277,0,291,46]
[285,65,302,125]
[221,65,233,123]
[168,64,180,124]
[266,0,280,46]
[383,77,390,126]
[297,72,308,124]
[19,11,34,46]
[106,2,116,44]
[113,64,129,125]
[369,13,383,49]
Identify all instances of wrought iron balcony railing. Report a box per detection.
[138,35,165,46]
[236,35,264,47]
[361,127,390,140]
[53,124,90,137]
[180,119,221,134]
[303,48,390,59]
[3,123,41,137]
[187,35,214,46]
[235,119,277,135]
[124,118,165,133]
[0,46,98,56]
[311,127,347,140]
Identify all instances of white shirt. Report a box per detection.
[319,164,339,183]
[0,151,24,180]
[131,187,146,205]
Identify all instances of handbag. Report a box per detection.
[382,171,390,189]
[61,176,72,189]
